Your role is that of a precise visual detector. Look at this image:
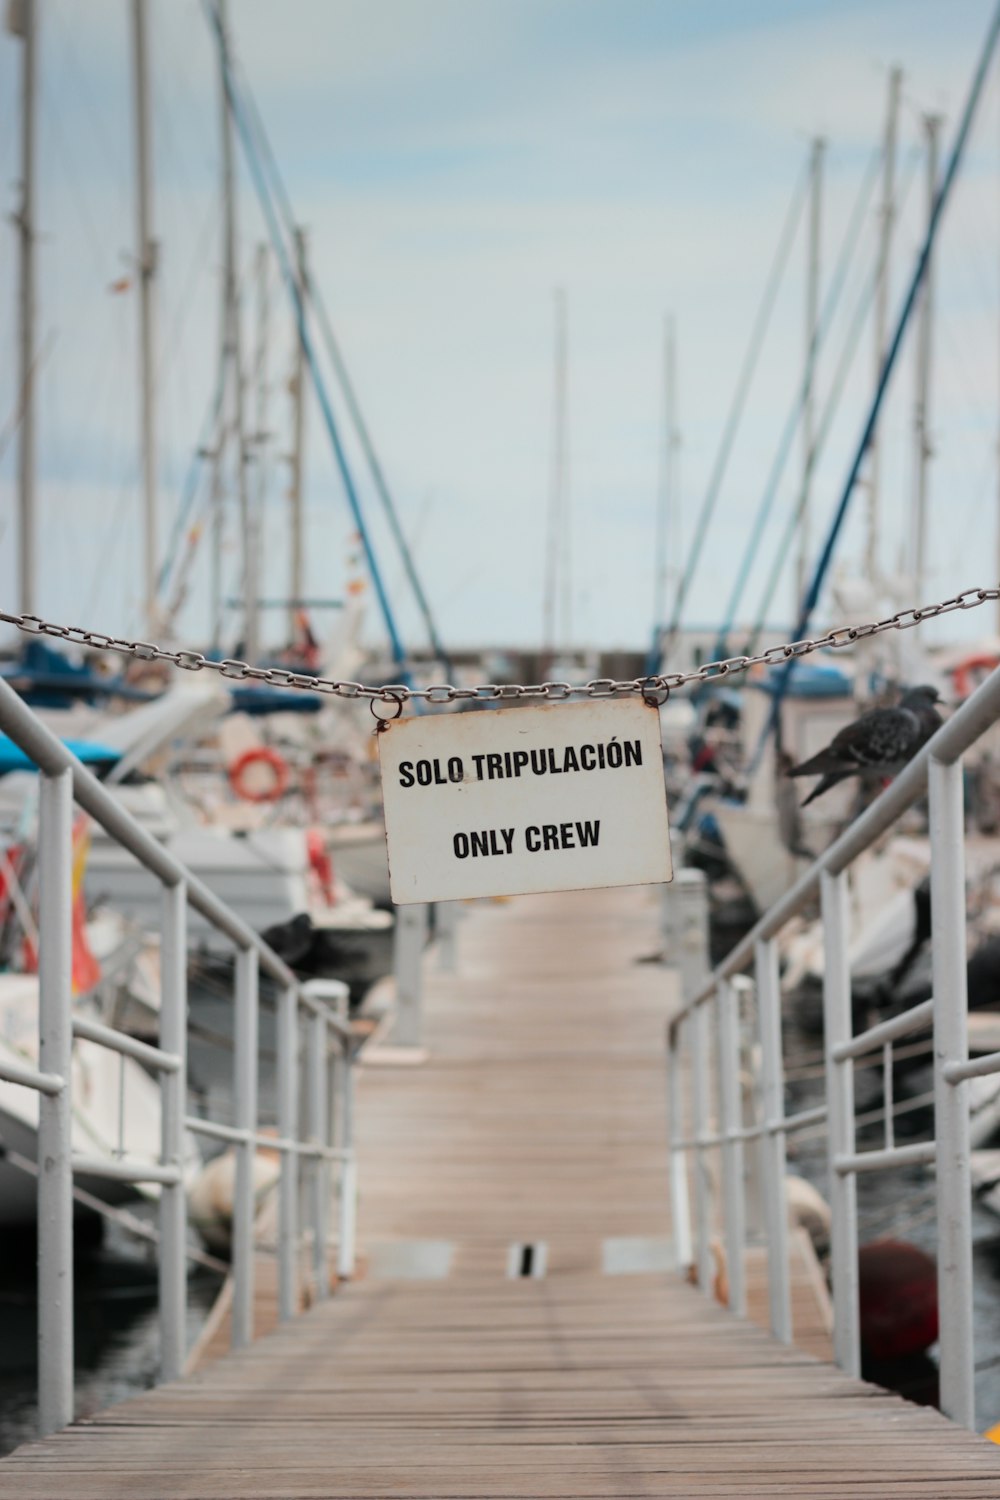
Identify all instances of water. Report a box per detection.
[0,971,250,1459]
[0,1211,223,1457]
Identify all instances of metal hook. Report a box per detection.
[639,678,671,708]
[370,692,404,734]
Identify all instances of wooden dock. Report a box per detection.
[5,887,1000,1497]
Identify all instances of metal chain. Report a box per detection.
[1,584,996,706]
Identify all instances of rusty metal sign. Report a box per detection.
[377,698,672,904]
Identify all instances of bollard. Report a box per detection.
[393,903,428,1047]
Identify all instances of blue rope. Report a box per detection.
[205,2,408,673]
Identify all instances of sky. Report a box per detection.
[1,0,1000,665]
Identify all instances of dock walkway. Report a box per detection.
[5,888,1000,1497]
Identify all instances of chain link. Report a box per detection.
[1,585,996,706]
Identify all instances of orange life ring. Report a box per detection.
[952,654,1000,701]
[228,746,290,803]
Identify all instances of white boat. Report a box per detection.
[326,820,391,908]
[0,972,201,1230]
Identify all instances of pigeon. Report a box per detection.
[787,684,943,807]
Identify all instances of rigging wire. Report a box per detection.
[203,0,408,673]
[754,0,1000,764]
[649,154,811,668]
[156,247,257,626]
[712,144,883,658]
[224,41,452,677]
[744,148,923,653]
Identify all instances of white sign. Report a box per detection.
[378,698,672,904]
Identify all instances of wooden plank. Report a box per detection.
[2,886,999,1497]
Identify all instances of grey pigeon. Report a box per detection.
[787,685,943,806]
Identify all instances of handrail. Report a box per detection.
[0,673,360,1439]
[72,1014,181,1072]
[677,660,1000,1021]
[832,998,934,1061]
[664,657,1000,1434]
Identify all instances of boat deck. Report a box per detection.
[4,887,1000,1497]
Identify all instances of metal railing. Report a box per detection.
[665,661,1000,1432]
[0,675,358,1438]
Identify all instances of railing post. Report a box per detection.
[393,903,428,1047]
[277,985,299,1322]
[717,978,746,1317]
[691,996,713,1296]
[308,1009,330,1300]
[337,1041,357,1280]
[755,937,791,1344]
[666,1018,693,1274]
[158,879,188,1381]
[820,869,860,1377]
[733,975,763,1238]
[232,945,258,1349]
[930,754,976,1429]
[37,768,74,1436]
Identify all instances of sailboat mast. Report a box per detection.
[16,0,37,617]
[218,0,256,658]
[866,66,902,584]
[797,137,824,605]
[652,314,677,640]
[912,113,941,611]
[288,227,308,643]
[251,242,269,650]
[131,0,159,634]
[543,288,567,660]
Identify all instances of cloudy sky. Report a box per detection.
[1,0,999,664]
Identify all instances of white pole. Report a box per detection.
[929,755,975,1430]
[158,880,187,1381]
[653,314,677,640]
[276,986,298,1322]
[307,1011,329,1301]
[866,66,902,585]
[717,979,746,1318]
[820,869,860,1376]
[755,937,791,1344]
[337,1047,357,1279]
[16,0,37,617]
[289,227,308,643]
[690,997,713,1296]
[218,0,255,659]
[131,0,159,635]
[37,767,74,1436]
[797,138,824,604]
[252,241,269,648]
[231,945,258,1349]
[209,428,225,650]
[393,903,428,1048]
[666,1021,693,1273]
[912,115,941,612]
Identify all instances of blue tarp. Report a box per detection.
[754,660,852,699]
[0,736,122,776]
[0,641,153,706]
